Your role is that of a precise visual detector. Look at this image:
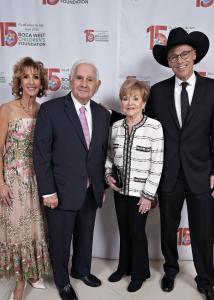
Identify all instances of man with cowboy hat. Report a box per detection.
[147,27,214,299]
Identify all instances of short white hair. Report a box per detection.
[70,59,99,81]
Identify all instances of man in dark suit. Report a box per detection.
[147,27,214,300]
[33,60,110,300]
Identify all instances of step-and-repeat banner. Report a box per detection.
[1,0,214,260]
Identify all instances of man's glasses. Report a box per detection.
[167,49,195,64]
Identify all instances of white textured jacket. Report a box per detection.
[105,116,164,200]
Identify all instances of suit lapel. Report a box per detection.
[166,76,181,129]
[64,94,88,150]
[184,74,205,127]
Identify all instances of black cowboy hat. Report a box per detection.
[152,27,209,67]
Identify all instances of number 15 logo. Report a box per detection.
[43,0,59,5]
[146,25,167,50]
[46,68,61,91]
[0,22,18,46]
[196,0,214,7]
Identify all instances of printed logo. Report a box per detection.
[126,75,150,87]
[84,29,95,42]
[197,71,214,79]
[84,29,109,42]
[177,227,191,246]
[197,71,207,77]
[0,22,18,46]
[42,0,89,5]
[196,0,214,7]
[43,0,59,4]
[146,25,167,50]
[46,67,70,92]
[146,25,198,50]
[0,22,47,47]
[46,68,61,91]
[0,72,6,84]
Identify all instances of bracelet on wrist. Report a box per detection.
[0,183,7,187]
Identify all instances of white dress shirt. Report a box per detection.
[174,72,196,127]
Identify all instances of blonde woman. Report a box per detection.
[105,78,164,292]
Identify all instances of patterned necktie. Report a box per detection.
[79,106,90,148]
[181,82,189,126]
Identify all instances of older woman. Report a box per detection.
[105,78,164,292]
[0,57,51,300]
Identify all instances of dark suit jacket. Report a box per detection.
[146,72,214,194]
[33,93,110,210]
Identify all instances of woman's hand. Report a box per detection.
[106,176,120,192]
[137,196,151,214]
[0,184,13,206]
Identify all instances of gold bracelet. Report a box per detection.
[0,183,7,187]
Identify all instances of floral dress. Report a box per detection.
[0,118,51,280]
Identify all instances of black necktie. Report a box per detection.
[181,82,189,126]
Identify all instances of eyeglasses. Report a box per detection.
[167,49,195,63]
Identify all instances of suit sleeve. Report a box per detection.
[211,109,214,175]
[103,112,111,160]
[33,104,56,197]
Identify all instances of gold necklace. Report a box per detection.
[19,100,32,114]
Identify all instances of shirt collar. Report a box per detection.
[71,92,91,112]
[175,72,196,88]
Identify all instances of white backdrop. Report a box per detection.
[1,0,214,260]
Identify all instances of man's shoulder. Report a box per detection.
[91,100,110,118]
[41,94,68,109]
[198,74,214,85]
[151,76,174,90]
[195,74,214,93]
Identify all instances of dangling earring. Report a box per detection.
[38,89,43,97]
[19,88,23,96]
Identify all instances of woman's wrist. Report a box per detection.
[105,174,112,184]
[0,182,7,187]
